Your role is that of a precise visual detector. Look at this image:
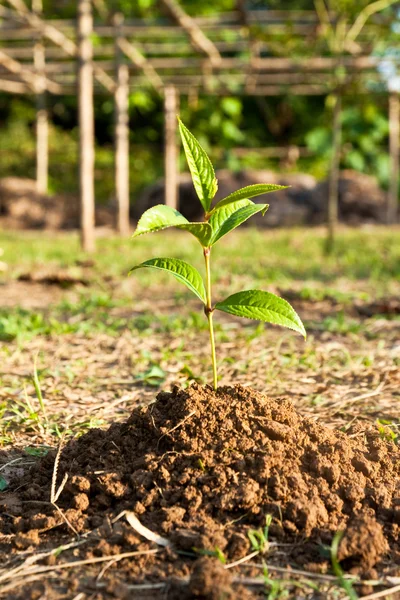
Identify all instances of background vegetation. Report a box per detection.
[0,0,398,203]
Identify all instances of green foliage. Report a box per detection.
[376,419,399,444]
[178,118,218,212]
[209,202,269,244]
[133,205,213,247]
[135,365,166,387]
[215,291,306,337]
[131,121,305,388]
[305,100,390,185]
[209,184,286,215]
[130,258,206,303]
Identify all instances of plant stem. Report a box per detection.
[204,247,218,390]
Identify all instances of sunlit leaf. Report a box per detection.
[178,119,218,213]
[133,205,212,247]
[215,290,306,337]
[208,198,252,244]
[209,184,287,216]
[210,203,269,245]
[178,223,213,247]
[130,257,206,303]
[133,205,189,237]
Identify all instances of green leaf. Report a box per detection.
[133,204,212,247]
[209,184,287,216]
[0,475,7,491]
[130,258,206,304]
[210,203,269,245]
[215,290,306,337]
[178,223,213,247]
[133,205,189,237]
[208,198,252,244]
[178,119,218,213]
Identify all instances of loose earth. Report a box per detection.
[1,384,399,598]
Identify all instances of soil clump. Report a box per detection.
[1,384,399,598]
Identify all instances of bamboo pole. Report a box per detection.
[78,0,95,253]
[4,0,115,93]
[0,49,61,93]
[388,91,399,224]
[159,0,221,66]
[164,85,179,210]
[114,13,130,237]
[32,0,48,195]
[0,78,29,93]
[326,93,342,253]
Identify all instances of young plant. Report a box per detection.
[248,514,273,554]
[130,119,306,389]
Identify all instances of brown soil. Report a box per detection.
[1,384,399,598]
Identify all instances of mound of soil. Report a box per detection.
[312,169,387,224]
[0,177,114,230]
[1,384,399,597]
[134,169,388,226]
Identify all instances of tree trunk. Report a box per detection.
[326,93,342,253]
[114,13,130,236]
[77,0,95,253]
[388,92,399,224]
[164,85,179,210]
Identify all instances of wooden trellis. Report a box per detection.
[0,0,398,251]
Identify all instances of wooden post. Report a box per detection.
[33,0,48,195]
[77,0,95,253]
[164,85,179,210]
[388,92,399,224]
[114,13,130,236]
[326,93,342,253]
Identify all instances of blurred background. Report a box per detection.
[0,0,399,245]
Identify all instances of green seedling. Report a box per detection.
[193,546,226,564]
[33,354,48,427]
[330,531,359,600]
[262,562,319,599]
[130,119,306,389]
[135,365,166,387]
[248,514,273,554]
[377,419,399,445]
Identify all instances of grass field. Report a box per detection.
[0,225,399,446]
[0,226,399,599]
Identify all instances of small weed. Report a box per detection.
[320,312,362,335]
[248,515,273,554]
[135,365,166,387]
[330,531,359,600]
[23,446,50,457]
[262,563,320,599]
[193,546,226,564]
[377,419,399,444]
[32,355,48,428]
[262,564,288,600]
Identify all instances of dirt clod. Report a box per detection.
[1,384,399,596]
[337,513,389,572]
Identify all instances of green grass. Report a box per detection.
[0,226,399,281]
[0,227,399,343]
